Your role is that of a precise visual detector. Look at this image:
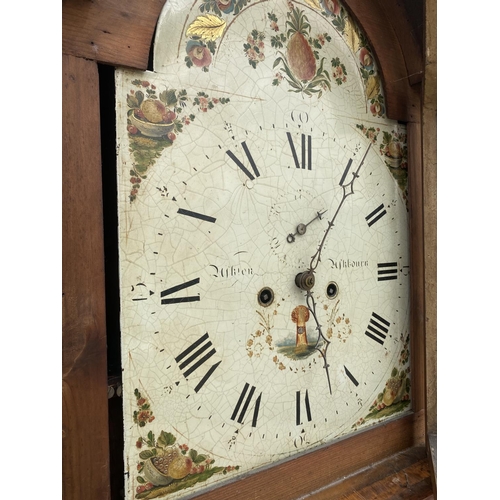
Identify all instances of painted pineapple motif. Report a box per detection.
[286,9,316,81]
[273,7,331,97]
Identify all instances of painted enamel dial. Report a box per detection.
[116,0,411,498]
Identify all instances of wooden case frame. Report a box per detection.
[62,0,436,498]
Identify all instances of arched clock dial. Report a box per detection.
[116,0,411,498]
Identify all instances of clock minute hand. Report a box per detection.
[309,144,372,273]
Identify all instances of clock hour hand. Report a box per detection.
[309,144,371,272]
[287,209,327,243]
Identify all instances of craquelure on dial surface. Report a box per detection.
[115,0,411,498]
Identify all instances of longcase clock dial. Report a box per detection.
[116,0,412,498]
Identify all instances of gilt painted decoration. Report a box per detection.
[116,0,411,498]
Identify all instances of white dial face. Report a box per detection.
[116,0,411,498]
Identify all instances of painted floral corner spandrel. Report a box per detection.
[124,79,229,202]
[181,0,384,114]
[269,6,334,97]
[356,123,409,198]
[130,390,239,499]
[133,388,156,427]
[352,333,411,430]
[269,1,384,108]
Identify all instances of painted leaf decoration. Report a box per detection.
[303,0,321,10]
[139,450,155,460]
[344,19,360,52]
[159,89,177,106]
[366,75,381,100]
[186,15,226,41]
[135,91,144,106]
[156,431,175,448]
[127,90,145,109]
[127,94,139,109]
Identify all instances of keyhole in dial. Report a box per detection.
[326,281,339,299]
[258,287,275,307]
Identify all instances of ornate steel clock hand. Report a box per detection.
[295,146,371,395]
[309,144,372,273]
[287,209,328,243]
[305,290,332,395]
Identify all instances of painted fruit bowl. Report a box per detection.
[142,446,192,486]
[142,457,174,486]
[384,154,402,169]
[384,141,403,169]
[130,113,175,138]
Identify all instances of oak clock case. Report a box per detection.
[116,0,411,498]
